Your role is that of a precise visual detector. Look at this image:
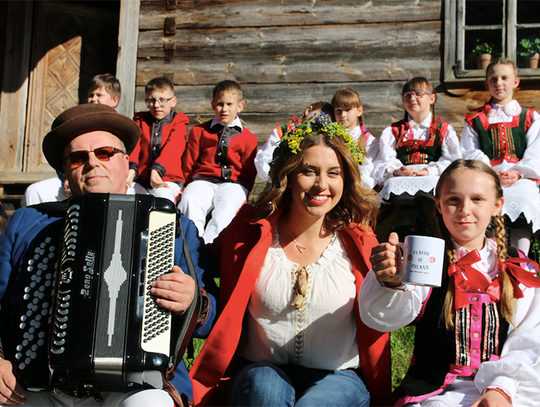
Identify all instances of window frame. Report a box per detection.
[444,0,540,84]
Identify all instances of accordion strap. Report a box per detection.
[168,215,202,379]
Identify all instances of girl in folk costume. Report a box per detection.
[373,77,461,241]
[332,88,378,189]
[190,114,391,407]
[360,159,540,407]
[461,58,540,255]
[255,101,334,182]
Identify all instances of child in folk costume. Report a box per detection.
[255,101,334,182]
[461,58,540,255]
[332,88,378,190]
[179,80,258,244]
[128,77,188,204]
[360,159,540,407]
[373,77,461,240]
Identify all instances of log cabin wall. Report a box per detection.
[135,0,537,161]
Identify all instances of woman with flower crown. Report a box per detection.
[189,113,391,407]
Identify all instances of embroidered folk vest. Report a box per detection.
[466,107,534,166]
[397,252,516,400]
[391,118,449,166]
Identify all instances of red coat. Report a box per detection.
[182,121,258,191]
[130,111,188,183]
[190,205,391,406]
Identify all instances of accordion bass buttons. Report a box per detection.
[14,234,59,374]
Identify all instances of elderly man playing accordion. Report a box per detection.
[0,104,216,407]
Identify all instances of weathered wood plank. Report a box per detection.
[0,2,33,174]
[137,21,441,58]
[136,52,441,85]
[116,0,141,119]
[139,0,442,29]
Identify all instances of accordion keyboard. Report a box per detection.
[14,234,59,386]
[141,211,176,354]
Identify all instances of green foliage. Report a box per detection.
[518,37,540,57]
[391,326,415,391]
[472,40,493,55]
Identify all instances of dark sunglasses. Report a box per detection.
[63,146,126,170]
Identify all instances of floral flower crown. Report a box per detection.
[273,113,365,164]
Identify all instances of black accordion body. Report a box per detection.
[9,194,199,399]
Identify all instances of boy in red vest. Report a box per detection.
[128,77,188,204]
[179,80,258,243]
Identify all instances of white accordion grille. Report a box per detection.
[141,211,176,354]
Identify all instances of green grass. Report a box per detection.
[390,326,415,391]
[184,327,416,392]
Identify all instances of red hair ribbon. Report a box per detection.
[496,258,540,300]
[447,250,491,310]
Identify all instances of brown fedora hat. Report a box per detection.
[42,104,140,172]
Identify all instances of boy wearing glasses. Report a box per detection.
[128,77,188,204]
[179,80,258,243]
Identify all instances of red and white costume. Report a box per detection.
[129,111,188,203]
[461,100,540,232]
[179,116,258,243]
[359,238,540,407]
[374,113,461,200]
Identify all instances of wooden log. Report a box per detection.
[136,52,441,85]
[137,21,441,58]
[139,0,442,29]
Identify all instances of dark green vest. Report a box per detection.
[474,108,529,165]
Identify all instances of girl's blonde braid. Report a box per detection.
[493,214,517,326]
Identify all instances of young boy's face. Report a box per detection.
[211,91,244,126]
[146,88,177,121]
[87,86,119,108]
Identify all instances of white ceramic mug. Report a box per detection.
[398,235,445,287]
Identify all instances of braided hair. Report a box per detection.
[435,159,516,329]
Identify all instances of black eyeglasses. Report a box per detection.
[145,96,174,108]
[63,146,125,170]
[401,91,430,100]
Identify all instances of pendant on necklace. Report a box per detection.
[294,240,307,254]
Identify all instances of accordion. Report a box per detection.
[9,194,200,399]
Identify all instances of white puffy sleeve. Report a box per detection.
[372,126,402,184]
[254,127,281,182]
[358,270,431,332]
[359,133,378,189]
[428,124,462,175]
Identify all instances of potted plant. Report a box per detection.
[518,36,540,69]
[472,40,493,69]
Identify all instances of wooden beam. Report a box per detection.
[138,21,441,59]
[116,0,141,118]
[139,0,442,29]
[0,1,33,174]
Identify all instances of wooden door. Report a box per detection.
[21,1,119,173]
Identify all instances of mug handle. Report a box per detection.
[394,242,406,279]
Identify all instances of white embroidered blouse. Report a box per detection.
[237,231,359,371]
